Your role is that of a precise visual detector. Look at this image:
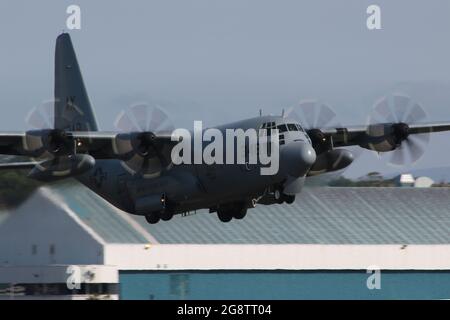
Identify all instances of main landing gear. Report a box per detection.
[143,193,175,224]
[145,210,174,224]
[216,203,247,223]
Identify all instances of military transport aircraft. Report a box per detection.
[1,33,450,224]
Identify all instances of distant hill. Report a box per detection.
[384,166,450,183]
[0,155,42,208]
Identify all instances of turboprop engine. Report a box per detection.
[23,129,95,181]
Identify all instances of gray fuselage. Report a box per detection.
[76,115,315,216]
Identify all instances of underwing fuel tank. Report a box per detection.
[307,149,354,176]
[28,154,95,181]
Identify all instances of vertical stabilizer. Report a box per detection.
[54,33,98,131]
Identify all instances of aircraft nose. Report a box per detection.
[281,141,317,177]
[299,142,317,167]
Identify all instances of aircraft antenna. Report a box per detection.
[281,109,285,117]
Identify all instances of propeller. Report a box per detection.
[23,99,94,178]
[284,100,336,152]
[285,99,338,130]
[113,103,175,178]
[24,100,76,159]
[285,99,363,169]
[367,94,430,166]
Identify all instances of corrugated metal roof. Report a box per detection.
[132,187,450,244]
[51,182,148,244]
[6,181,449,244]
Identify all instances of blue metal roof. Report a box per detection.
[52,181,148,244]
[132,187,450,244]
[8,182,448,244]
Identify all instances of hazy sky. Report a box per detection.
[2,0,450,177]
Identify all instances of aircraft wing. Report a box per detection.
[0,131,180,159]
[317,122,450,148]
[71,131,179,159]
[0,161,39,170]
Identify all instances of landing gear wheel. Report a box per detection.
[232,207,247,219]
[274,189,282,200]
[160,211,174,221]
[145,212,160,224]
[284,195,295,204]
[274,189,283,204]
[217,211,233,223]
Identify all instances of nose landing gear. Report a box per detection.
[274,188,296,204]
[284,195,295,204]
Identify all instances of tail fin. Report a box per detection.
[54,33,98,131]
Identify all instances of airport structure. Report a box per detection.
[0,180,449,299]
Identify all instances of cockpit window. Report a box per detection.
[287,123,298,131]
[277,124,288,133]
[296,124,305,132]
[261,122,276,129]
[260,122,278,136]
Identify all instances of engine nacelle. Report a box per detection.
[307,149,353,176]
[28,154,95,181]
[24,129,74,156]
[114,132,158,158]
[358,123,408,152]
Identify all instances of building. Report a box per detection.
[414,176,435,188]
[394,174,415,187]
[0,181,449,299]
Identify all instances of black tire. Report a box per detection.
[217,211,233,223]
[145,213,160,224]
[160,211,174,221]
[284,195,295,204]
[233,207,247,219]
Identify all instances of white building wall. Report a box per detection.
[0,265,119,300]
[0,189,105,266]
[104,244,450,271]
[0,265,118,283]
